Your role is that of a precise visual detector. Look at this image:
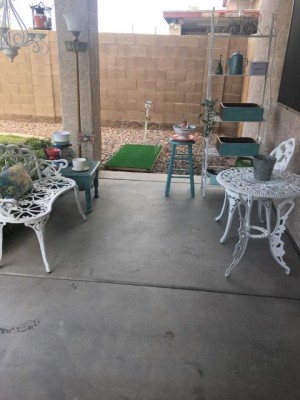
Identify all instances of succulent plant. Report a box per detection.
[199,97,218,137]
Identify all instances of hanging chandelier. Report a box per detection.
[0,0,51,62]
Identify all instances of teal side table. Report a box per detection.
[61,159,100,214]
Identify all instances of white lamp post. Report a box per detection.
[63,12,88,158]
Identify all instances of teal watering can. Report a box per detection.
[228,51,248,75]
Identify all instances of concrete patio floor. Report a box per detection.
[1,171,300,400]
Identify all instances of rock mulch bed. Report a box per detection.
[0,120,229,174]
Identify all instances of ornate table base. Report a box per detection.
[225,197,295,277]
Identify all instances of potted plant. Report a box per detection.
[23,137,52,159]
[199,97,218,137]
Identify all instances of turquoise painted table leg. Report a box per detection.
[86,169,99,212]
[85,189,92,214]
[94,171,99,198]
[165,143,176,197]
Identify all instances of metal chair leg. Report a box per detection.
[25,217,51,273]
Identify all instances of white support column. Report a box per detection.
[54,0,101,161]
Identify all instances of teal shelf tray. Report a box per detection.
[219,102,264,122]
[216,136,260,156]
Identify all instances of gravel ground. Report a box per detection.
[0,119,228,174]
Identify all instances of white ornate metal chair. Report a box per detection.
[215,138,296,243]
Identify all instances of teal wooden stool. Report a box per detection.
[165,139,195,197]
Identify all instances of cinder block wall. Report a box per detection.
[0,31,60,122]
[0,31,244,130]
[99,33,208,127]
[99,33,245,129]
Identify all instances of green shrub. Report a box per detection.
[0,135,51,159]
[24,137,52,159]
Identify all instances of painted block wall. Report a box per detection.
[99,33,246,132]
[245,0,300,248]
[0,31,245,133]
[0,30,60,122]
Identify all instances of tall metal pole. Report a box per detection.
[75,45,82,157]
[65,38,87,157]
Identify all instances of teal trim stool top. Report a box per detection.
[165,139,195,197]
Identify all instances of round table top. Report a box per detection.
[216,167,300,199]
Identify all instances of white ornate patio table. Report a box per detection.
[216,167,300,277]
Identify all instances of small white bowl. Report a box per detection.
[53,131,71,143]
[173,124,197,138]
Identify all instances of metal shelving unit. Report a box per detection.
[201,9,277,197]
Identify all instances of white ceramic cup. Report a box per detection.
[72,158,87,171]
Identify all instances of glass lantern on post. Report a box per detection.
[30,2,52,30]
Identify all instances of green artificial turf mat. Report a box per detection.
[106,144,162,172]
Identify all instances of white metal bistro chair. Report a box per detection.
[215,138,296,243]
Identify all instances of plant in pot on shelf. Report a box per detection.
[199,97,219,193]
[199,97,218,137]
